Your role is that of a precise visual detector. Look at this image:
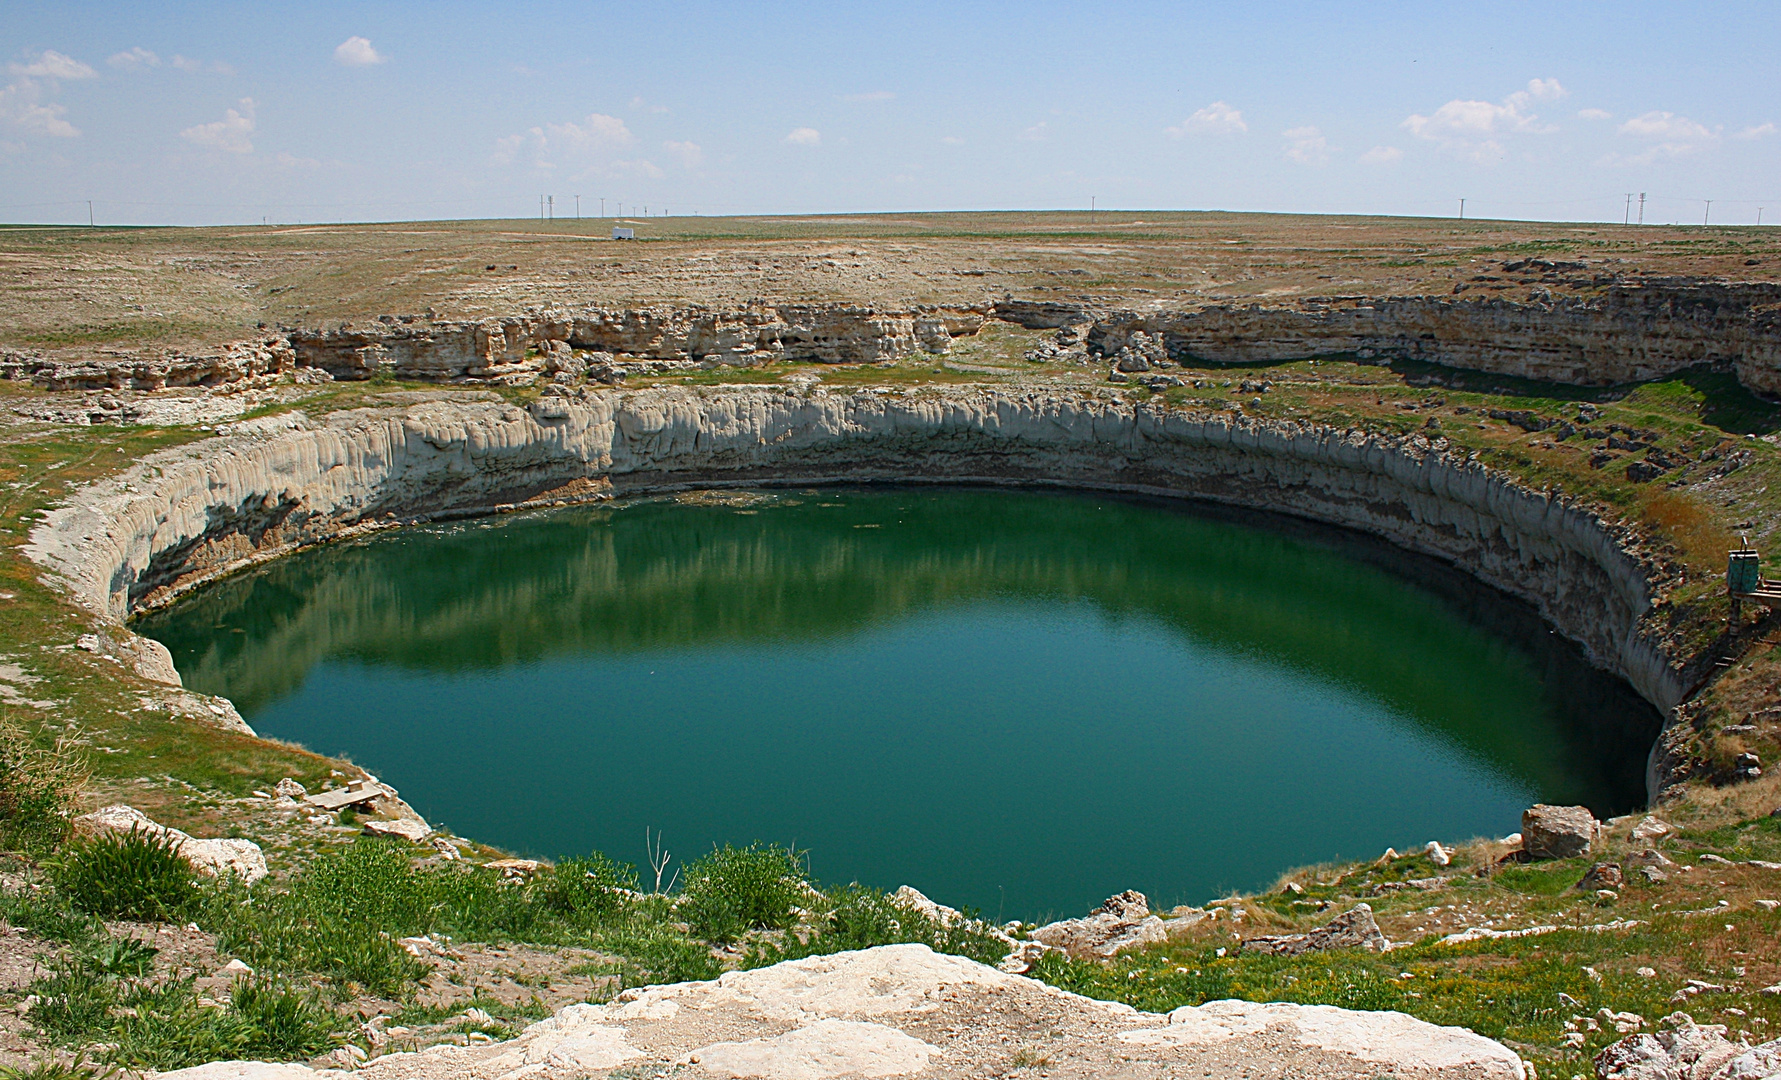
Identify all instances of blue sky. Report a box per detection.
[3,1,1778,226]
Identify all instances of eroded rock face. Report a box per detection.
[1522,804,1601,860]
[147,944,1529,1080]
[1241,904,1388,957]
[1086,282,1781,390]
[1,338,297,392]
[282,304,991,381]
[72,805,268,885]
[28,387,1685,735]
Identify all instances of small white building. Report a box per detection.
[612,227,635,240]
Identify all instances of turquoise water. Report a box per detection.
[138,488,1657,920]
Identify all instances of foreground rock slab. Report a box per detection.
[150,944,1526,1079]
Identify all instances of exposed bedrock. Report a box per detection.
[282,303,991,381]
[1087,281,1781,389]
[30,387,1686,741]
[8,280,1778,394]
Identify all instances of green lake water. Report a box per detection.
[138,488,1659,920]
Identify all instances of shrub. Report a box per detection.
[539,853,640,918]
[229,978,337,1060]
[0,1056,112,1080]
[677,843,807,944]
[83,937,159,979]
[0,719,88,854]
[595,920,723,987]
[746,885,1008,968]
[47,830,199,922]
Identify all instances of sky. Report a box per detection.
[2,1,1778,227]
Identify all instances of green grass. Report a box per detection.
[46,829,200,921]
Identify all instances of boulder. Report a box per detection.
[273,778,307,799]
[363,818,432,843]
[889,885,962,927]
[1029,891,1170,960]
[72,805,268,886]
[1595,1022,1750,1080]
[1578,863,1625,891]
[1631,816,1675,842]
[1521,804,1600,860]
[1241,904,1389,957]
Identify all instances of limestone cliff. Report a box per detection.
[29,386,1686,738]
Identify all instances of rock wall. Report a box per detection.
[0,337,301,392]
[28,387,1687,733]
[1087,281,1781,388]
[283,303,991,381]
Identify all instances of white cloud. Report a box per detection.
[1577,108,1612,121]
[333,36,385,67]
[1282,126,1330,165]
[9,51,96,80]
[180,98,255,154]
[629,95,670,114]
[940,135,965,145]
[1168,101,1246,137]
[663,139,702,167]
[494,113,653,178]
[1020,121,1048,142]
[842,90,895,102]
[1360,145,1403,164]
[1403,77,1564,161]
[0,80,79,137]
[1735,122,1775,141]
[784,126,821,146]
[1619,111,1716,141]
[172,55,203,72]
[108,47,160,70]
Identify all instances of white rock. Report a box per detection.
[72,805,267,886]
[1119,1000,1525,1079]
[889,885,961,927]
[692,1018,938,1080]
[1630,815,1675,842]
[217,958,254,977]
[362,818,431,843]
[1425,840,1453,867]
[274,778,308,799]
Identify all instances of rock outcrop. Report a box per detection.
[1,338,300,392]
[72,804,268,885]
[1085,281,1781,390]
[28,387,1686,740]
[1595,1018,1780,1080]
[283,304,991,381]
[147,944,1529,1079]
[1241,904,1389,957]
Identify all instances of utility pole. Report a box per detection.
[600,198,605,218]
[1638,192,1646,225]
[1624,193,1633,225]
[1459,198,1465,219]
[87,200,94,227]
[1703,200,1712,226]
[575,195,580,219]
[1090,195,1095,224]
[540,195,545,221]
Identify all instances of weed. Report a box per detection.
[82,938,158,979]
[0,718,88,855]
[539,853,640,917]
[0,885,103,945]
[46,830,199,922]
[677,843,807,944]
[0,1056,113,1080]
[227,978,338,1060]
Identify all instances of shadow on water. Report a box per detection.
[138,487,1660,918]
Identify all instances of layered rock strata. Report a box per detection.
[1087,281,1781,389]
[29,385,1684,749]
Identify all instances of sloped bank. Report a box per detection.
[29,386,1687,776]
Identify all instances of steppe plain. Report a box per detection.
[4,212,1781,1080]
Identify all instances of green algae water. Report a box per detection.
[138,488,1658,920]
